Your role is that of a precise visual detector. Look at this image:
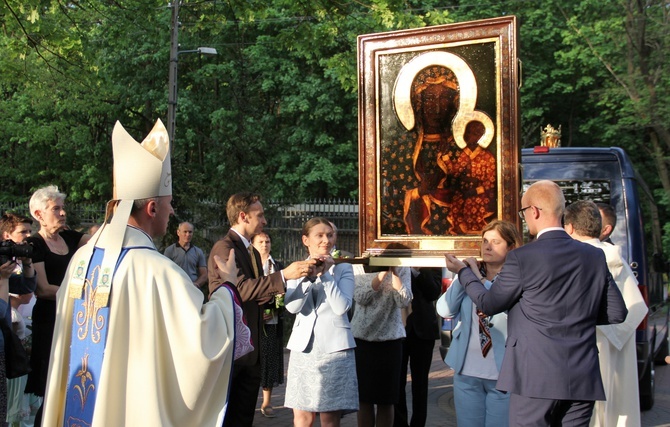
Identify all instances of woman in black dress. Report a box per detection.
[25,185,89,425]
[252,232,285,418]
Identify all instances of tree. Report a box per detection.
[555,0,670,247]
[0,0,668,254]
[0,1,169,202]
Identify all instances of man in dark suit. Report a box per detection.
[445,180,628,427]
[208,192,314,427]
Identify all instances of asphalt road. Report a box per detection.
[252,345,670,426]
[642,358,670,427]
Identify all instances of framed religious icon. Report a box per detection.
[358,16,521,264]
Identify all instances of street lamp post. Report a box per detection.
[167,1,217,152]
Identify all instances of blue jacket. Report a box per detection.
[285,263,355,354]
[437,276,507,374]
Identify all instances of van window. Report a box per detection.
[521,180,612,241]
[522,179,612,201]
[521,155,627,255]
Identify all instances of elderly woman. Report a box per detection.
[252,231,285,418]
[25,185,89,425]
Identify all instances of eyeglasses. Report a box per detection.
[518,205,542,219]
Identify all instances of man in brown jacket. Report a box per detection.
[208,192,314,427]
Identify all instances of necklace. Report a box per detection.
[41,232,69,256]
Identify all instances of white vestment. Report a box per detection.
[43,226,237,426]
[586,239,648,427]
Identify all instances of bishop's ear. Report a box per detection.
[146,200,158,217]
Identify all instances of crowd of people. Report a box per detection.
[0,119,646,427]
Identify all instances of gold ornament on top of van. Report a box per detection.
[541,124,562,147]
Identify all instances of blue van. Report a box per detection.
[521,146,669,410]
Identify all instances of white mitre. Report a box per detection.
[69,119,171,307]
[112,119,171,200]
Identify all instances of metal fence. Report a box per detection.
[1,199,360,264]
[194,199,360,263]
[266,200,359,263]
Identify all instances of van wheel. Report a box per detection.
[639,356,655,411]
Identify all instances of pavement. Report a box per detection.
[645,356,670,427]
[251,345,670,427]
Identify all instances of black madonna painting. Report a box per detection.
[358,17,520,259]
[391,49,497,236]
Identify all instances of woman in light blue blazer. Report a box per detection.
[437,220,522,427]
[284,217,358,427]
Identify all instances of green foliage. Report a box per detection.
[0,0,669,255]
[0,0,450,204]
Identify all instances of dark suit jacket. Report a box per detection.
[406,268,442,341]
[208,230,285,366]
[461,230,628,401]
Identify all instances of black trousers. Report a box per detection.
[509,393,595,427]
[222,362,261,427]
[394,329,435,427]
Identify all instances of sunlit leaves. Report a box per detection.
[0,0,667,252]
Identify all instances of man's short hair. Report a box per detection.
[564,200,602,239]
[0,212,33,236]
[251,231,271,245]
[131,197,157,215]
[226,192,261,225]
[596,202,617,231]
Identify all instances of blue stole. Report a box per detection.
[62,247,130,427]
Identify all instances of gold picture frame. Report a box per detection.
[358,16,521,264]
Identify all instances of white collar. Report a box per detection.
[231,228,252,249]
[536,227,566,238]
[127,225,154,245]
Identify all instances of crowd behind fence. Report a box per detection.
[1,199,360,264]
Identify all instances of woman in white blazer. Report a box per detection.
[284,217,358,427]
[437,220,522,427]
